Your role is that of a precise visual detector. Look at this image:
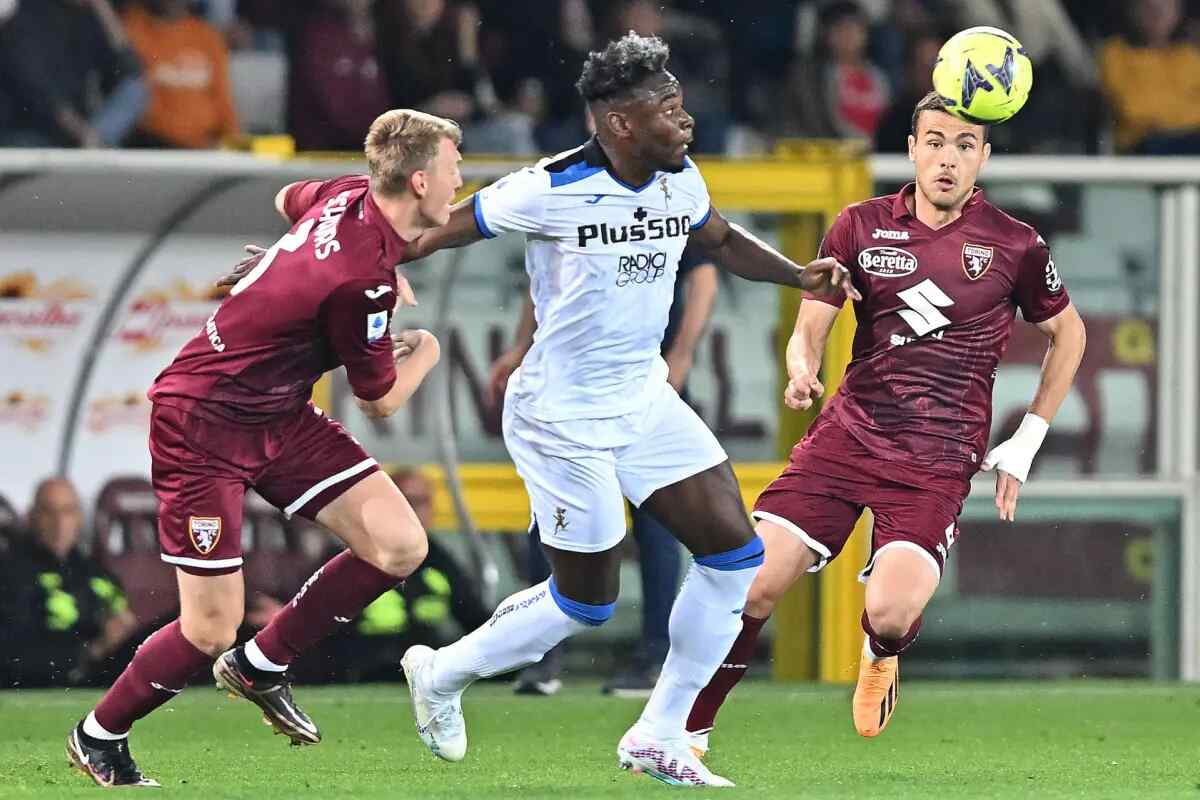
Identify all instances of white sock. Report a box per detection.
[245,638,287,672]
[82,711,125,741]
[636,558,760,740]
[430,580,588,695]
[863,635,885,663]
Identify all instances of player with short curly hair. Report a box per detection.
[393,32,857,787]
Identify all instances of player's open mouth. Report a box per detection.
[934,175,955,190]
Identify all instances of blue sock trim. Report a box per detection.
[548,577,614,626]
[694,535,765,571]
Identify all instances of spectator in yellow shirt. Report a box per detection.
[1099,0,1200,154]
[123,0,239,149]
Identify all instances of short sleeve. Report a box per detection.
[1013,232,1071,323]
[472,167,549,238]
[283,175,367,223]
[322,279,398,401]
[804,208,858,308]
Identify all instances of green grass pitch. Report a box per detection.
[1,680,1197,798]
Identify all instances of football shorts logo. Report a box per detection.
[366,310,388,341]
[962,243,994,280]
[188,516,222,555]
[858,247,918,277]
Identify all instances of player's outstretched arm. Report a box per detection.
[690,207,860,301]
[981,302,1086,521]
[356,330,442,418]
[401,197,486,263]
[784,300,841,411]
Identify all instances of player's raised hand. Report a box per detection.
[215,244,266,287]
[783,371,823,411]
[797,257,861,302]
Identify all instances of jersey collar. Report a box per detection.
[363,188,408,265]
[582,136,659,193]
[891,182,984,223]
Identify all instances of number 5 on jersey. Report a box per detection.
[896,278,954,337]
[231,219,316,296]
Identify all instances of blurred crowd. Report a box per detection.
[2,0,1200,156]
[0,470,490,688]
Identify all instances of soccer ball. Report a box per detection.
[931,26,1033,124]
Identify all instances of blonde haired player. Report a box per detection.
[685,91,1086,753]
[67,109,461,787]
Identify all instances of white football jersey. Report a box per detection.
[474,138,712,422]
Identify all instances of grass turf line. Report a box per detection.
[1,680,1197,798]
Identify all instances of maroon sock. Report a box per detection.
[686,613,767,734]
[861,610,923,657]
[93,620,211,735]
[252,549,402,666]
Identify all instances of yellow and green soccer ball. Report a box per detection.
[932,26,1033,124]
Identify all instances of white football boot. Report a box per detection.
[685,728,711,760]
[401,645,467,762]
[618,725,733,787]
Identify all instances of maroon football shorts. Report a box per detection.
[753,415,970,582]
[149,402,379,574]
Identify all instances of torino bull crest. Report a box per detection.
[961,243,994,280]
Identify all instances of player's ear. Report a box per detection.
[409,168,429,199]
[981,140,992,165]
[907,134,916,162]
[605,108,633,140]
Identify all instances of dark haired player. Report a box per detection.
[394,32,857,786]
[684,91,1087,755]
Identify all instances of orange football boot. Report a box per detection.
[852,653,899,737]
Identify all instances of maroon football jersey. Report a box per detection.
[149,175,404,423]
[807,182,1070,480]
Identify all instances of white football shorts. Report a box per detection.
[502,378,728,553]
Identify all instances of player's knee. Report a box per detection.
[863,601,920,641]
[745,576,784,616]
[179,612,241,657]
[370,530,428,578]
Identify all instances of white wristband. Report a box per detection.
[1012,412,1049,451]
[981,413,1049,483]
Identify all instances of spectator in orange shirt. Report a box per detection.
[123,0,239,149]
